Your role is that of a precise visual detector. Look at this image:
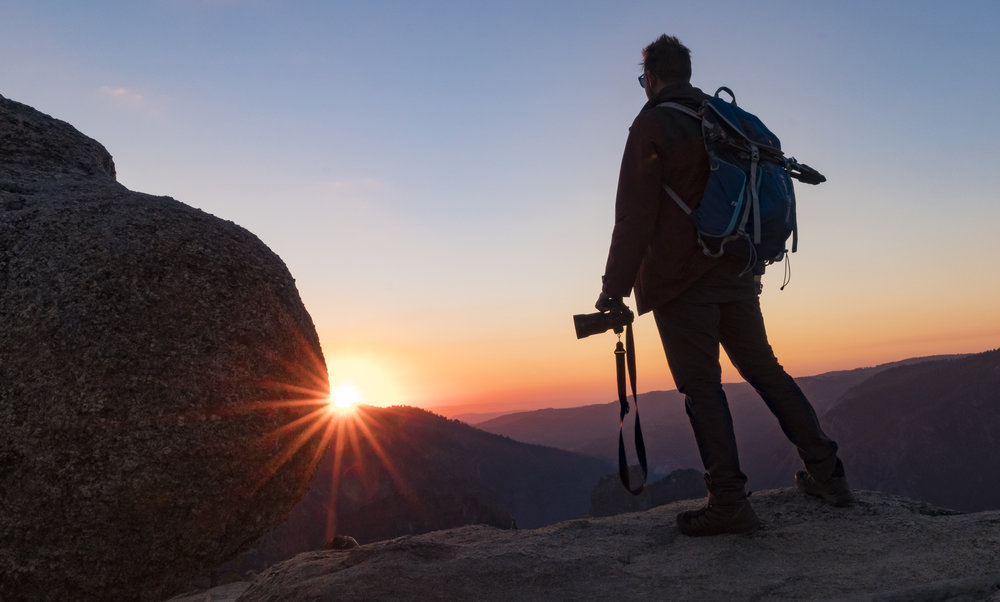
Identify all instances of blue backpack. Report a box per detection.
[659,87,825,271]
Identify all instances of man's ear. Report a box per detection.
[643,70,660,99]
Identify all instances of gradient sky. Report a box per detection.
[3,0,998,416]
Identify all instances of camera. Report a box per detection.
[573,306,635,339]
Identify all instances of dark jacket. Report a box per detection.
[601,82,718,315]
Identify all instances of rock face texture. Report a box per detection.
[0,94,329,601]
[237,489,1000,602]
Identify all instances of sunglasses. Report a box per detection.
[638,73,646,89]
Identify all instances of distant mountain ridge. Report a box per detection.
[474,359,910,476]
[822,348,1000,512]
[474,351,1000,510]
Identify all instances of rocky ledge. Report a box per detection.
[170,489,1000,602]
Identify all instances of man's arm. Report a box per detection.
[600,112,664,302]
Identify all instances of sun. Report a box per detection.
[329,382,363,411]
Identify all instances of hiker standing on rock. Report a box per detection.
[596,34,852,536]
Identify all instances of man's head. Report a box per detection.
[640,35,691,99]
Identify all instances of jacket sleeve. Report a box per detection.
[601,112,664,298]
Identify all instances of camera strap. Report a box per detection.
[616,321,647,494]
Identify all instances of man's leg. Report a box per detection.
[654,283,759,535]
[719,292,850,503]
[654,297,747,502]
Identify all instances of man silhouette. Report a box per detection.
[597,34,851,536]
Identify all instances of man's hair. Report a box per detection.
[642,35,691,84]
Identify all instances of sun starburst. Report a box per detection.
[329,382,363,411]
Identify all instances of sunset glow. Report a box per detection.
[7,2,997,420]
[330,382,363,411]
[323,353,407,408]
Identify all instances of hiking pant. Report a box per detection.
[652,259,840,503]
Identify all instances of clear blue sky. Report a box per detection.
[4,0,999,413]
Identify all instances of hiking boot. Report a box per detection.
[795,462,853,507]
[676,498,760,537]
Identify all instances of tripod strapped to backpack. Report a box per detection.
[659,86,827,270]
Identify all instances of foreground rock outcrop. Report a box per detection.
[234,489,1000,601]
[0,94,329,601]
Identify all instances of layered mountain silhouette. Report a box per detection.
[476,351,1000,511]
[197,349,1000,590]
[822,349,1000,512]
[475,361,900,477]
[214,405,612,579]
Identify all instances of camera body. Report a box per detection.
[573,306,634,339]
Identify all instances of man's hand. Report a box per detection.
[595,292,627,313]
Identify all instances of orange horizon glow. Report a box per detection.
[223,333,999,545]
[322,333,1000,419]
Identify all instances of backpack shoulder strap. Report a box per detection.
[656,101,702,215]
[656,101,700,121]
[662,183,693,215]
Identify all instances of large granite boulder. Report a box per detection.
[0,94,330,601]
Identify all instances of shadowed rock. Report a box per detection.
[235,489,1000,601]
[0,94,329,601]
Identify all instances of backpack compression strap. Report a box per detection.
[657,101,702,218]
[616,321,647,494]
